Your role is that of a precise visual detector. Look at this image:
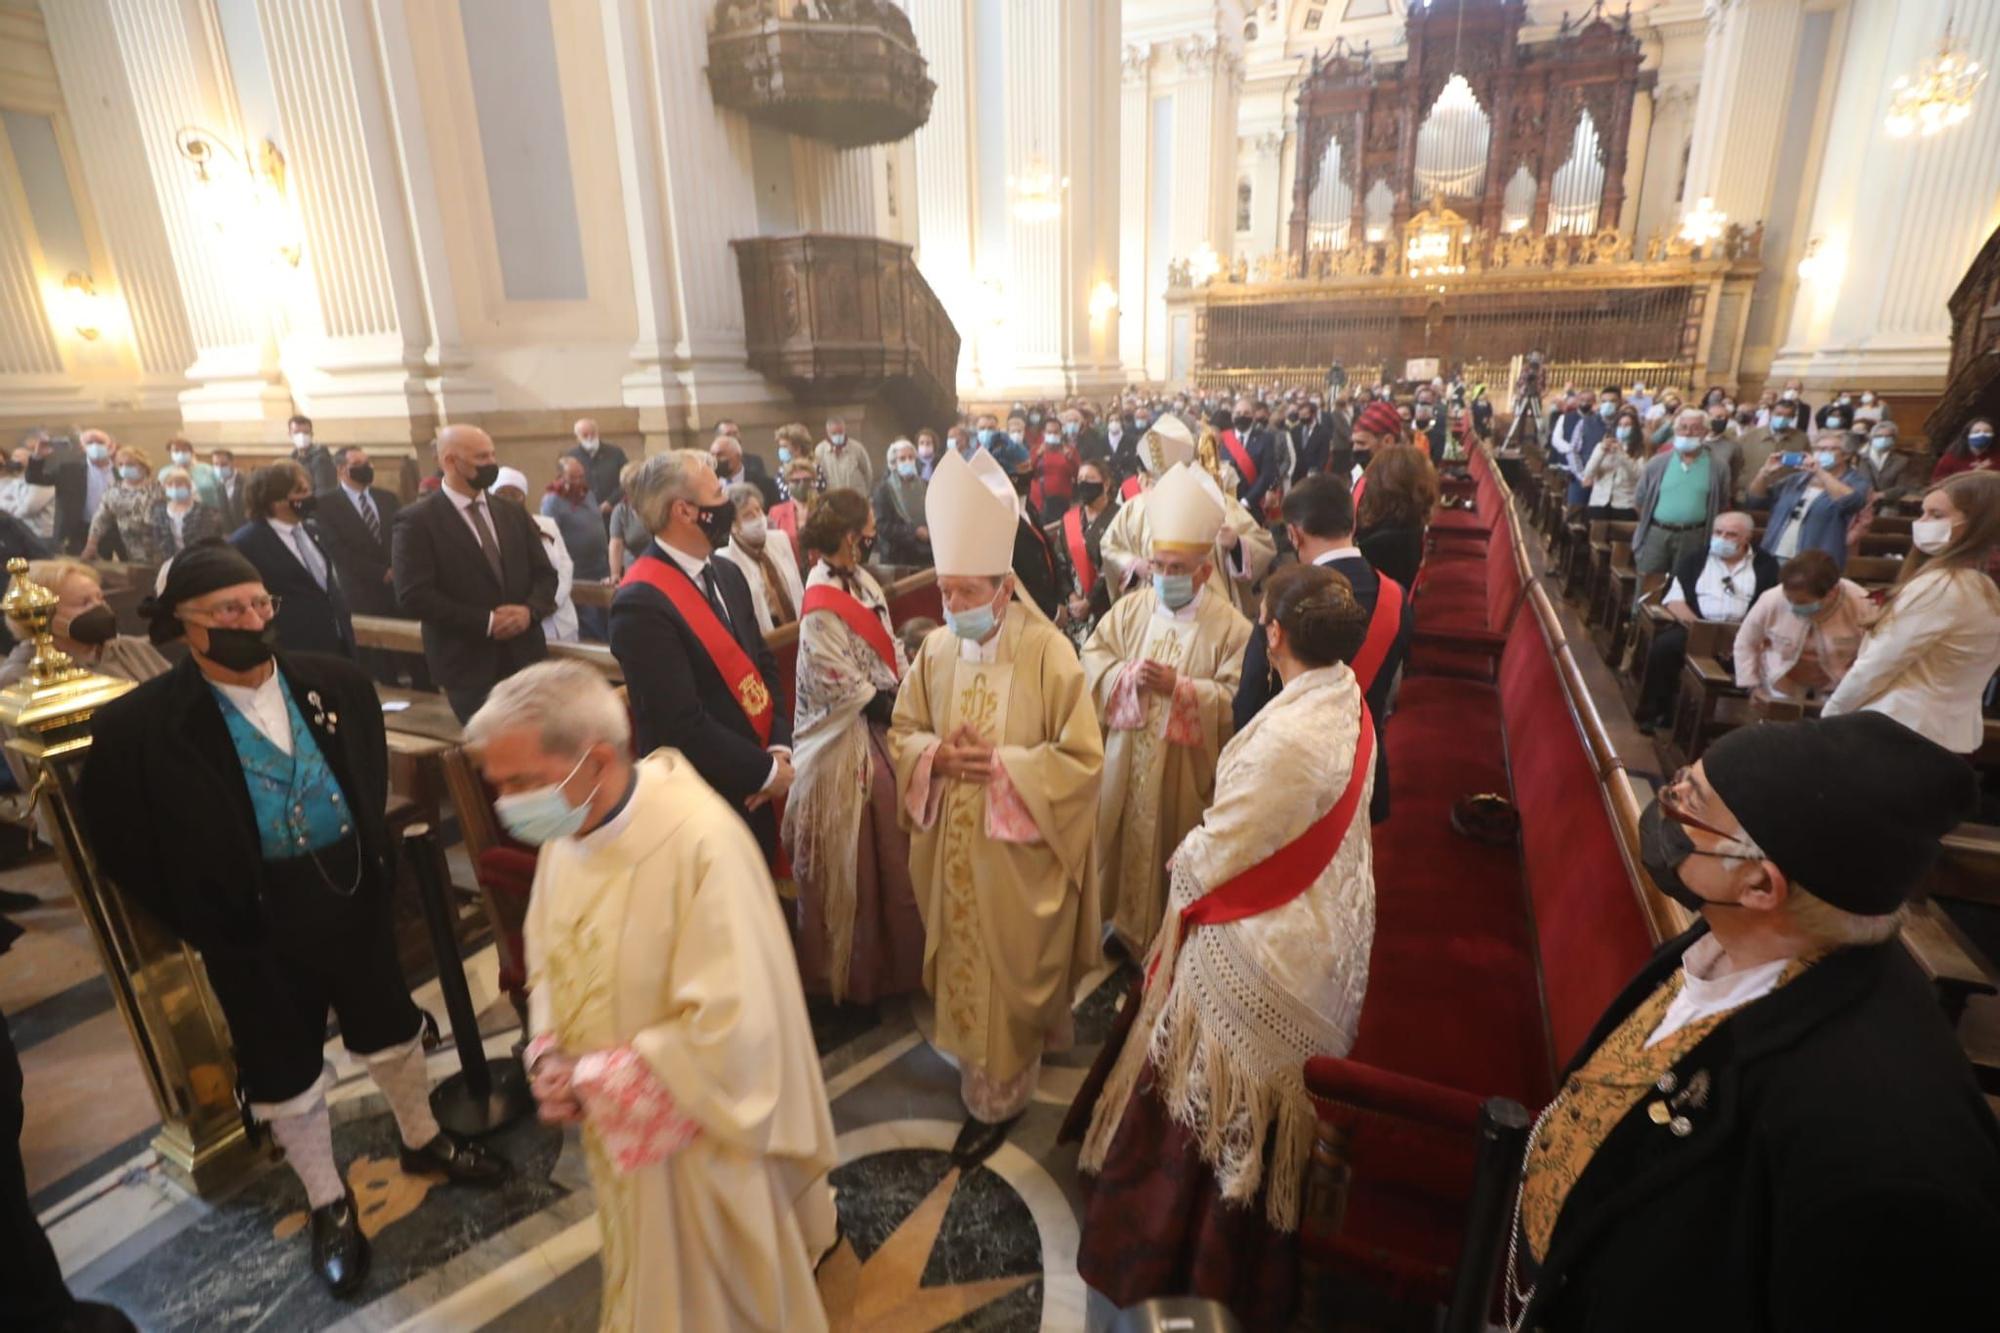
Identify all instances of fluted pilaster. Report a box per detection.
[1117,44,1151,379]
[906,0,977,383]
[1681,0,1805,230]
[794,140,883,236]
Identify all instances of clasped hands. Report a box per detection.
[1135,658,1179,695]
[529,1048,584,1126]
[490,604,534,639]
[933,724,996,784]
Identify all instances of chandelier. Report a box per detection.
[1885,19,1985,138]
[1679,196,1726,248]
[1008,154,1069,224]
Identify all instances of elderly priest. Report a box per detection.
[80,543,509,1298]
[1083,462,1251,956]
[472,660,837,1333]
[1506,712,2000,1332]
[1099,414,1276,620]
[890,447,1105,1165]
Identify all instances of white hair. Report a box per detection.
[1675,407,1709,432]
[625,448,714,534]
[465,660,630,758]
[886,438,916,463]
[1713,825,1904,948]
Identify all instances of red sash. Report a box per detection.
[1350,575,1405,693]
[1120,475,1144,501]
[1149,706,1375,989]
[621,556,775,744]
[800,582,898,676]
[1219,429,1258,485]
[1063,505,1098,595]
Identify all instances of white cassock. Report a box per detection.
[525,751,838,1332]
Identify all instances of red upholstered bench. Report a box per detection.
[1297,502,1661,1321]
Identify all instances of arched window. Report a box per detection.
[1237,176,1253,233]
[1414,74,1491,199]
[1547,110,1605,235]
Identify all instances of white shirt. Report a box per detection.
[445,483,501,553]
[0,476,56,538]
[1647,933,1791,1047]
[1664,552,1755,622]
[1772,486,1821,559]
[267,515,328,589]
[212,671,293,755]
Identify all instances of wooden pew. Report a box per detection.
[1664,622,1745,767]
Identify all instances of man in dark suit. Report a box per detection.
[83,547,509,1297]
[608,448,793,860]
[1513,715,1999,1332]
[26,427,119,554]
[1233,476,1403,823]
[564,416,628,521]
[1217,397,1276,512]
[208,448,250,525]
[231,461,355,659]
[288,414,340,494]
[392,425,558,721]
[316,446,413,684]
[710,429,779,509]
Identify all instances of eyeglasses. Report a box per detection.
[189,595,282,622]
[1660,769,1743,843]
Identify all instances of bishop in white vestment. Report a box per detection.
[470,662,839,1333]
[1101,414,1277,619]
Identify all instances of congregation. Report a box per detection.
[7,361,2000,1331]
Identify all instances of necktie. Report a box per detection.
[360,491,380,542]
[291,525,328,590]
[699,563,732,629]
[470,496,504,583]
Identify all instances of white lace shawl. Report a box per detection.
[1081,664,1376,1231]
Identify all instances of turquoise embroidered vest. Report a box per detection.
[214,677,354,860]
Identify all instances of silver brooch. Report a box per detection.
[306,689,338,733]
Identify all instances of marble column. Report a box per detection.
[1773,0,2000,389]
[1679,0,1806,233]
[100,0,289,436]
[38,0,197,415]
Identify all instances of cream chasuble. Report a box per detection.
[1082,582,1249,953]
[889,611,1104,1115]
[525,752,839,1333]
[1099,489,1277,619]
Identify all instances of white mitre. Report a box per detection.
[928,447,1017,576]
[1147,462,1225,554]
[1139,414,1196,477]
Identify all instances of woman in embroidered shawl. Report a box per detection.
[1072,563,1377,1327]
[782,489,925,1003]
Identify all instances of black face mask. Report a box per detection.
[198,623,280,671]
[694,499,736,549]
[1708,417,1728,435]
[290,494,318,520]
[1233,414,1254,431]
[467,461,501,492]
[63,604,118,646]
[1639,799,1748,914]
[348,463,374,486]
[1074,480,1105,506]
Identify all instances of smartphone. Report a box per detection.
[1779,452,1804,469]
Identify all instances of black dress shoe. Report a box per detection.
[950,1114,1020,1166]
[0,886,43,913]
[309,1192,370,1297]
[400,1130,512,1187]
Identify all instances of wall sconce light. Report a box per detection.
[1678,196,1727,248]
[1795,235,1843,285]
[1008,153,1069,224]
[1087,281,1120,319]
[58,272,106,340]
[175,127,303,267]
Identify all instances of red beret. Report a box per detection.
[1355,402,1404,440]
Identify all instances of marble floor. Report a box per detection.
[6,845,1134,1332]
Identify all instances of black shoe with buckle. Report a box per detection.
[400,1130,512,1187]
[950,1114,1020,1167]
[309,1191,370,1297]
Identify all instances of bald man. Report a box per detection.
[563,416,629,518]
[391,425,559,720]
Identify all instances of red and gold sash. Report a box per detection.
[1120,475,1143,501]
[622,555,774,744]
[800,582,898,676]
[1063,505,1099,595]
[1350,575,1405,693]
[1219,428,1258,485]
[1148,706,1374,989]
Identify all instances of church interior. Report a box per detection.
[3,0,1999,1330]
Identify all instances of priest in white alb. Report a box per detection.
[1083,463,1252,955]
[1100,414,1277,619]
[469,661,838,1333]
[889,447,1106,1165]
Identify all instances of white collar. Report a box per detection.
[342,480,371,501]
[654,538,712,580]
[212,669,283,712]
[1680,932,1792,1003]
[445,484,485,513]
[268,515,298,537]
[1311,545,1362,566]
[958,619,1005,663]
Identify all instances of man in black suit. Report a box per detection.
[710,428,780,509]
[208,448,250,525]
[564,416,628,521]
[81,545,508,1297]
[231,461,356,659]
[316,446,413,684]
[609,449,793,861]
[1233,476,1404,823]
[26,427,119,554]
[1003,451,1062,619]
[392,425,558,722]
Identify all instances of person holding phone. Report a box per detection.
[1748,431,1872,571]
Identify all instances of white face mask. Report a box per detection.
[170,450,194,468]
[737,515,767,545]
[578,436,599,453]
[291,431,312,450]
[1912,516,1956,555]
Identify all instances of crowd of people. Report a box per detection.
[6,366,2000,1332]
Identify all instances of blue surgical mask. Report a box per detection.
[777,445,793,464]
[1787,600,1823,619]
[493,752,598,845]
[1869,437,1893,454]
[1814,449,1839,471]
[1064,420,1079,436]
[1008,431,1025,445]
[84,443,110,464]
[1972,433,1994,453]
[1771,416,1793,432]
[1615,425,1634,443]
[164,485,192,503]
[118,465,144,482]
[978,428,998,447]
[1672,435,1702,455]
[1154,572,1196,609]
[1710,536,1740,559]
[1598,402,1618,419]
[896,459,917,479]
[945,600,998,641]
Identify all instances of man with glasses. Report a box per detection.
[80,544,511,1298]
[1636,510,1778,733]
[1505,713,1998,1331]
